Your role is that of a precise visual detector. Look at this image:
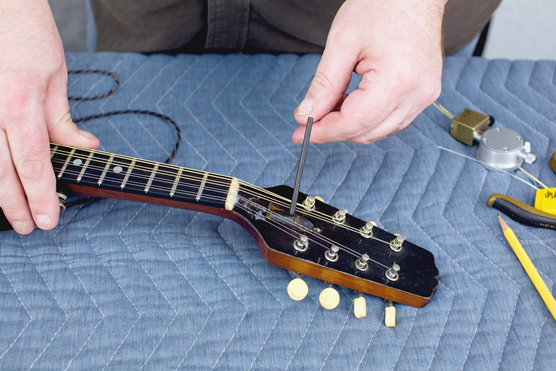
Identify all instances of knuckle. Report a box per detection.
[17,155,47,181]
[311,70,341,95]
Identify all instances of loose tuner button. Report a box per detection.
[303,195,316,210]
[325,245,339,262]
[58,192,67,212]
[385,300,396,327]
[360,221,376,238]
[287,277,308,301]
[389,235,405,252]
[294,234,309,252]
[319,285,340,310]
[355,253,370,271]
[386,263,400,281]
[354,292,366,319]
[333,209,347,224]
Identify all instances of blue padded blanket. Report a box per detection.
[1,53,555,370]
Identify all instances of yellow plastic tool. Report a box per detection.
[534,188,556,216]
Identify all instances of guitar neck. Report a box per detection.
[50,143,240,212]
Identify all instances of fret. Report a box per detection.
[51,145,58,159]
[58,148,76,179]
[77,151,94,182]
[196,173,208,201]
[170,168,182,197]
[98,155,114,185]
[144,163,158,193]
[121,160,136,189]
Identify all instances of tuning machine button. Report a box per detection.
[287,277,309,301]
[360,221,376,238]
[58,192,67,212]
[386,263,400,281]
[384,300,396,327]
[325,245,339,262]
[303,195,316,210]
[389,235,404,252]
[333,209,347,224]
[319,285,340,310]
[354,292,366,318]
[355,253,370,271]
[294,235,309,252]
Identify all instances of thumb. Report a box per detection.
[45,68,99,149]
[294,34,357,129]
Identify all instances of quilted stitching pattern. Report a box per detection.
[1,54,555,370]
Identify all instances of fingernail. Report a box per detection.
[12,220,28,234]
[35,214,52,229]
[296,96,315,116]
[79,129,97,140]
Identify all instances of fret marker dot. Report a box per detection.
[73,159,83,166]
[113,166,123,173]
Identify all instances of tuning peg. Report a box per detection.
[354,292,366,318]
[384,300,396,327]
[287,277,308,301]
[333,209,347,224]
[319,285,340,310]
[389,234,405,252]
[315,196,323,202]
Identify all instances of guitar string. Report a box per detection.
[237,197,390,267]
[62,71,399,261]
[56,165,392,267]
[63,71,381,242]
[52,146,389,242]
[51,150,392,247]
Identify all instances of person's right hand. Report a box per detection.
[0,0,99,234]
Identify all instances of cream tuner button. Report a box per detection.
[385,301,396,327]
[319,287,340,310]
[287,278,308,301]
[354,295,366,318]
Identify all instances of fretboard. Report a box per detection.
[50,143,239,210]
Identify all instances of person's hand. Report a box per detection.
[0,0,99,234]
[293,0,446,144]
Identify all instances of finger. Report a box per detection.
[293,32,358,125]
[0,130,35,234]
[295,70,397,143]
[6,104,59,231]
[45,67,99,149]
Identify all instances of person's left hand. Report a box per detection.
[293,0,446,144]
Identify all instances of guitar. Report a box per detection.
[3,143,439,308]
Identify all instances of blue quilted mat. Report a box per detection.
[1,53,555,370]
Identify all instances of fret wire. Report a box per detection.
[121,159,136,189]
[51,145,58,159]
[50,145,389,241]
[145,163,158,193]
[98,155,114,185]
[77,151,95,182]
[56,165,395,250]
[196,173,208,201]
[52,144,226,181]
[52,146,236,187]
[170,168,182,197]
[57,148,76,179]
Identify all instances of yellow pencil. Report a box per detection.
[498,216,556,321]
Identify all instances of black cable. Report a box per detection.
[63,70,182,209]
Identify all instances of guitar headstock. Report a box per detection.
[235,185,439,308]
